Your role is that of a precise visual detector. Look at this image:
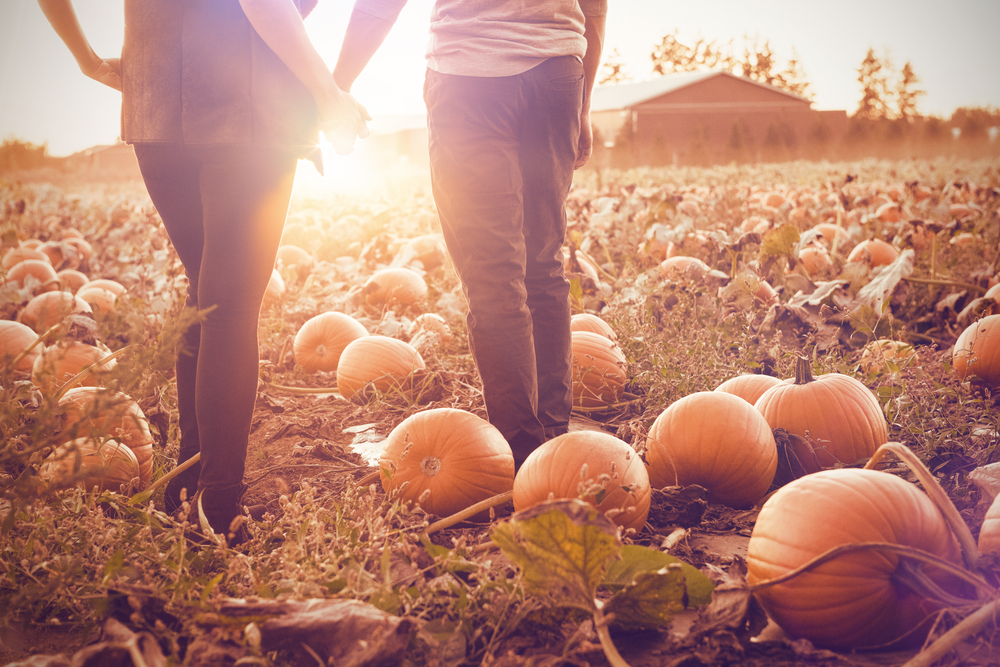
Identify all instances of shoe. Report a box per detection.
[195,483,251,547]
[164,457,201,515]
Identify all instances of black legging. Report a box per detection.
[134,143,298,491]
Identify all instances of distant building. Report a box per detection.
[62,141,143,180]
[590,70,848,166]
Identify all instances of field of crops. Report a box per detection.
[1,156,998,666]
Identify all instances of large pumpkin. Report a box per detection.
[58,387,154,489]
[380,408,514,518]
[363,267,428,308]
[570,313,617,341]
[17,290,93,333]
[293,311,368,373]
[713,373,781,405]
[645,391,777,508]
[0,320,41,372]
[953,314,1000,387]
[513,430,650,532]
[571,331,627,408]
[38,437,140,494]
[31,340,117,393]
[336,335,425,401]
[754,357,887,473]
[747,468,964,649]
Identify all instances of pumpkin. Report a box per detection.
[740,215,770,234]
[714,373,782,405]
[986,283,1000,301]
[747,468,964,650]
[363,267,428,308]
[513,430,650,532]
[571,331,627,408]
[847,238,898,268]
[336,335,425,402]
[63,237,93,262]
[979,492,1000,554]
[659,255,711,282]
[391,233,448,271]
[262,268,285,306]
[31,340,117,393]
[58,387,154,489]
[0,320,41,372]
[38,240,81,271]
[875,201,900,223]
[953,314,1000,386]
[570,313,617,341]
[38,437,140,494]
[275,244,314,281]
[859,339,918,374]
[292,311,368,373]
[762,192,787,208]
[808,222,846,247]
[75,287,118,315]
[6,259,60,293]
[2,247,49,272]
[754,357,888,474]
[409,313,452,344]
[797,244,831,275]
[57,269,90,293]
[17,291,93,333]
[79,278,126,298]
[380,408,514,518]
[645,391,777,508]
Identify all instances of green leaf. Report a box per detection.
[603,544,714,607]
[490,498,621,611]
[602,563,687,629]
[758,224,800,264]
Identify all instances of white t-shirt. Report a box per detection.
[354,0,607,77]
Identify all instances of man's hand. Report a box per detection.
[574,110,593,169]
[318,90,371,155]
[84,56,121,92]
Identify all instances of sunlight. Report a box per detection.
[292,136,381,197]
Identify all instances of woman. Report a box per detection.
[37,0,365,544]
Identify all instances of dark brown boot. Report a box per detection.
[195,484,251,546]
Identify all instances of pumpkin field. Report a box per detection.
[1,156,999,666]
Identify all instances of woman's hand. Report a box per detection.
[84,56,122,92]
[316,85,371,155]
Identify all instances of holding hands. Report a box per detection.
[316,84,371,155]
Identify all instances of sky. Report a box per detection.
[1,0,999,158]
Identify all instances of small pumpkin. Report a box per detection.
[0,320,41,372]
[978,492,1000,555]
[570,313,617,341]
[658,255,711,282]
[380,408,514,518]
[859,339,918,374]
[293,311,368,373]
[713,373,782,406]
[262,268,285,307]
[513,430,650,532]
[847,238,898,268]
[754,357,888,473]
[79,278,127,297]
[336,335,425,402]
[275,244,314,281]
[571,331,627,408]
[31,340,117,393]
[747,468,964,650]
[63,237,93,262]
[953,314,1000,386]
[58,387,154,489]
[57,269,90,293]
[6,259,60,293]
[38,437,140,494]
[363,267,428,308]
[38,240,81,271]
[2,247,50,272]
[17,291,93,333]
[645,391,777,508]
[75,286,118,315]
[797,244,831,275]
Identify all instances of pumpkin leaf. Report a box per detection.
[490,498,621,612]
[601,563,688,629]
[758,224,800,265]
[854,248,915,314]
[603,544,714,606]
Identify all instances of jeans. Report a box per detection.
[134,143,298,491]
[424,56,583,466]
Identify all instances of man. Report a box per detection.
[335,1,606,468]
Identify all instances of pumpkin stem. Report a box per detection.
[425,490,514,535]
[420,456,442,477]
[315,344,327,357]
[865,442,980,568]
[793,356,814,385]
[903,597,1000,667]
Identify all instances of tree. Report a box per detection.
[856,48,893,121]
[896,61,925,122]
[599,48,633,85]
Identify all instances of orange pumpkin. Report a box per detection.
[847,239,898,268]
[409,313,452,344]
[6,259,60,293]
[875,201,900,223]
[262,268,285,307]
[859,339,918,374]
[513,430,650,532]
[58,387,154,489]
[380,408,514,518]
[57,269,90,293]
[571,331,627,408]
[75,287,118,315]
[754,357,888,473]
[797,244,831,275]
[79,278,126,297]
[659,255,711,282]
[275,244,314,281]
[293,311,368,373]
[747,468,964,649]
[38,240,81,271]
[978,492,1000,554]
[63,237,93,262]
[570,313,617,341]
[2,247,49,272]
[953,314,1000,386]
[0,320,41,372]
[31,340,117,393]
[714,373,781,405]
[18,291,93,333]
[645,391,777,508]
[336,335,425,401]
[38,437,140,494]
[363,267,428,308]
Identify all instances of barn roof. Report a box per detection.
[591,70,810,112]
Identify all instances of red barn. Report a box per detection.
[591,71,847,166]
